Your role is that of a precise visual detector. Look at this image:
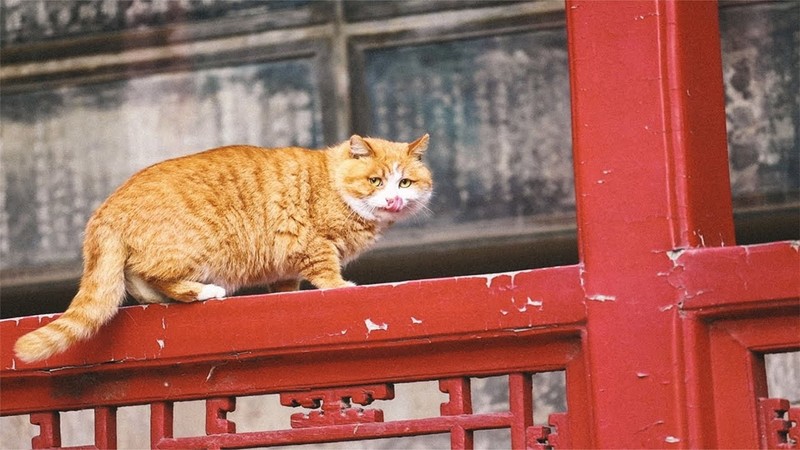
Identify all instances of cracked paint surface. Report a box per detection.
[587,294,617,302]
[364,319,388,335]
[482,271,523,289]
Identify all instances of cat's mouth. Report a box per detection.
[380,205,404,213]
[346,193,426,222]
[380,196,405,213]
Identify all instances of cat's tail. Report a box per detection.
[14,224,128,363]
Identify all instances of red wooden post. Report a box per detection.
[567,0,735,446]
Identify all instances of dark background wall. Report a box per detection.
[1,0,797,318]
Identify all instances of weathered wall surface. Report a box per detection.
[720,2,799,202]
[1,1,796,278]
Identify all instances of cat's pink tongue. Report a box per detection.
[385,196,404,212]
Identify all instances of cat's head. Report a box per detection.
[331,134,433,224]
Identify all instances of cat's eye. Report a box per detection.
[368,177,383,187]
[399,178,413,188]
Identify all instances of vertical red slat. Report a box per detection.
[758,397,797,448]
[546,413,570,448]
[563,349,592,448]
[439,378,474,450]
[206,397,237,435]
[439,378,473,416]
[449,425,471,450]
[151,402,174,449]
[30,412,61,449]
[508,373,533,450]
[707,326,767,446]
[566,0,733,446]
[94,406,117,449]
[680,315,717,447]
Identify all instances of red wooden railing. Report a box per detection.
[2,1,798,448]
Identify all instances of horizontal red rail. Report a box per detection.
[672,241,800,312]
[1,265,587,415]
[156,412,513,449]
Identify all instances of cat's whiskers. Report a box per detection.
[417,200,434,215]
[409,197,434,217]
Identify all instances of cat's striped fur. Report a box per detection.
[14,134,432,363]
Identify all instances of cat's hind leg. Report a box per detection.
[125,272,170,304]
[148,279,227,302]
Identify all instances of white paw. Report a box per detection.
[343,281,357,288]
[197,284,226,301]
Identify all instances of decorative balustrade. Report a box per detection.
[2,268,596,448]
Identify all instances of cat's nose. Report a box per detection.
[385,196,404,212]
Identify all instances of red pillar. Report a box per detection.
[566,0,734,446]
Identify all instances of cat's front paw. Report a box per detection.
[197,284,227,300]
[318,280,356,289]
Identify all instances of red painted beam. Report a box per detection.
[674,241,800,312]
[1,267,586,374]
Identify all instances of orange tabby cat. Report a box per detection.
[14,134,432,363]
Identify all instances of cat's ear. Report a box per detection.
[349,135,373,159]
[407,133,430,160]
